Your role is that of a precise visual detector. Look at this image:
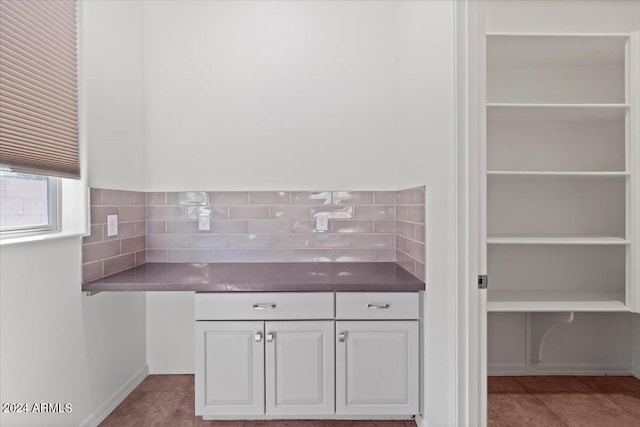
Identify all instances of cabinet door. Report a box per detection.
[336,320,418,416]
[195,321,264,416]
[265,320,335,415]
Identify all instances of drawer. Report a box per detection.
[336,292,419,320]
[195,292,334,320]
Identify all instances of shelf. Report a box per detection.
[487,104,627,123]
[487,290,628,312]
[487,171,629,177]
[486,33,631,38]
[487,235,630,245]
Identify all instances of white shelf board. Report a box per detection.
[487,104,628,124]
[487,290,628,312]
[486,32,631,38]
[487,171,630,177]
[486,34,628,67]
[487,235,630,245]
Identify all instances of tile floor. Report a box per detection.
[99,374,416,427]
[101,374,640,426]
[489,376,640,427]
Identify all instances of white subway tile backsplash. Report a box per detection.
[373,191,396,205]
[147,234,187,249]
[229,205,270,219]
[102,189,136,205]
[374,219,395,233]
[146,250,168,263]
[186,205,227,220]
[291,220,317,234]
[250,249,292,262]
[104,222,135,240]
[210,220,248,234]
[248,219,291,234]
[291,191,331,205]
[187,234,227,248]
[147,220,166,234]
[375,248,396,262]
[354,205,394,220]
[291,249,333,262]
[334,249,375,262]
[146,192,166,206]
[168,249,209,263]
[147,206,186,221]
[270,234,312,248]
[227,234,270,248]
[332,191,373,205]
[166,220,200,234]
[84,186,426,283]
[312,234,353,248]
[250,191,290,205]
[354,234,394,248]
[395,185,426,279]
[270,205,311,219]
[331,219,374,234]
[209,191,249,205]
[310,205,353,219]
[209,249,250,262]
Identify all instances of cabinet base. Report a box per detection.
[201,415,416,421]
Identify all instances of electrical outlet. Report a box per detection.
[316,213,329,232]
[198,213,210,231]
[107,215,118,237]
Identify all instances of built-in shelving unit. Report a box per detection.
[485,31,637,313]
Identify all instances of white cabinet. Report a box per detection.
[195,320,334,417]
[194,321,264,417]
[336,320,419,416]
[194,291,420,420]
[265,321,334,415]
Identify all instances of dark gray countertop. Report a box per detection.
[81,262,425,292]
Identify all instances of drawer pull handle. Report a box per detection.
[266,333,274,342]
[338,332,346,342]
[253,303,276,310]
[367,303,390,309]
[254,332,263,342]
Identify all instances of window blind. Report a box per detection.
[0,0,79,179]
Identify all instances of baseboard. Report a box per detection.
[530,364,631,375]
[414,414,429,427]
[489,363,631,376]
[80,365,148,427]
[632,365,640,380]
[488,363,526,376]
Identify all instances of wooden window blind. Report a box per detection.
[0,0,79,179]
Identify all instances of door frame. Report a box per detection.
[456,1,487,426]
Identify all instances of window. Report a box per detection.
[0,171,59,236]
[0,0,78,237]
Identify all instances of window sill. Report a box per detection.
[0,230,86,246]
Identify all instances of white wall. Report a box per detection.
[489,313,633,375]
[143,0,397,191]
[394,2,457,425]
[0,2,148,426]
[633,315,640,377]
[0,238,147,427]
[85,1,145,191]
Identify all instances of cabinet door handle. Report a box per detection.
[366,303,390,309]
[266,333,274,342]
[253,303,276,310]
[254,332,263,342]
[338,332,346,342]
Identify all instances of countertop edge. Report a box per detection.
[81,262,426,293]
